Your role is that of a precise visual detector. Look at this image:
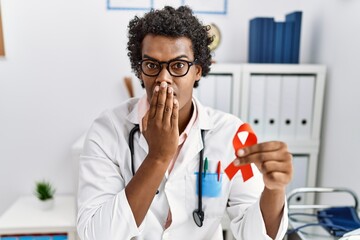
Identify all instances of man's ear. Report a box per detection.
[195,65,202,80]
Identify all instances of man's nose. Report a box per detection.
[156,65,173,85]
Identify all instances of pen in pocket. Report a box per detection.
[204,157,208,178]
[216,161,221,181]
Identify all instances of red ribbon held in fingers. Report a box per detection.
[224,123,257,182]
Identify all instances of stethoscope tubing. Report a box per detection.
[128,124,205,227]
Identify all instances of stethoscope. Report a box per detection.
[129,124,206,227]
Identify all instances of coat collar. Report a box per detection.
[125,96,215,154]
[125,95,214,131]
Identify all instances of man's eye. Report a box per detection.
[146,62,159,69]
[172,62,185,69]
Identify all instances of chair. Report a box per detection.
[287,187,359,240]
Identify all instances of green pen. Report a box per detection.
[204,157,209,178]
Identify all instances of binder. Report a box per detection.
[262,18,275,63]
[286,11,302,63]
[264,75,282,138]
[215,75,232,113]
[282,21,294,63]
[249,18,263,63]
[273,22,285,63]
[248,75,266,137]
[197,75,216,108]
[279,75,299,139]
[286,155,309,205]
[295,75,315,139]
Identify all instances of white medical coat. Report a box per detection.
[77,97,288,240]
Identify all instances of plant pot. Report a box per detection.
[38,198,54,210]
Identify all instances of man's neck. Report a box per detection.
[178,101,194,134]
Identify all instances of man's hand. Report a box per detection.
[234,141,293,190]
[142,81,179,162]
[233,141,292,238]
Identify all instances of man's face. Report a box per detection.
[140,34,202,114]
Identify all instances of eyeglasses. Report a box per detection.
[138,59,196,77]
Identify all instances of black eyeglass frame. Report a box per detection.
[138,59,197,77]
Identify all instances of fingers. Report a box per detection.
[232,141,293,190]
[148,85,159,119]
[238,141,287,157]
[154,82,168,122]
[259,160,292,175]
[171,98,179,129]
[147,81,178,129]
[263,172,292,190]
[235,148,292,166]
[163,86,174,126]
[142,111,149,131]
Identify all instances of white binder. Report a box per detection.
[264,75,282,138]
[197,74,216,108]
[286,155,309,205]
[279,75,299,139]
[295,75,316,139]
[248,75,266,137]
[215,75,232,113]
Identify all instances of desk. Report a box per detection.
[0,196,78,240]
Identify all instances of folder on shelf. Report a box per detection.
[195,74,233,114]
[286,11,302,63]
[282,21,294,64]
[249,18,263,63]
[248,75,266,137]
[264,75,282,138]
[273,22,285,63]
[295,75,315,139]
[286,155,309,205]
[279,75,299,139]
[261,18,275,63]
[215,75,232,113]
[196,74,217,108]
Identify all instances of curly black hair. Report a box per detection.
[127,5,213,88]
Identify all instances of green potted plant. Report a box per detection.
[34,180,56,210]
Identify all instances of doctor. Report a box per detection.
[77,6,292,240]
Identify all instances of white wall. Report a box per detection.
[1,0,359,215]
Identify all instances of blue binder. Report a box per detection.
[285,11,302,63]
[249,18,263,63]
[282,21,294,63]
[273,22,285,63]
[261,18,275,63]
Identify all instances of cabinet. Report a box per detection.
[0,196,78,240]
[198,63,326,205]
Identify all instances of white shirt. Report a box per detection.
[77,97,288,240]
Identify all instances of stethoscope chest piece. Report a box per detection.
[193,209,204,227]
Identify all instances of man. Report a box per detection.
[77,6,292,239]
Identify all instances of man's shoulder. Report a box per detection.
[93,98,140,129]
[111,98,139,117]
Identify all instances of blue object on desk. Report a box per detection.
[53,235,67,240]
[0,235,68,240]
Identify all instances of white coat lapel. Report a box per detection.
[125,98,149,154]
[170,97,213,179]
[170,125,203,179]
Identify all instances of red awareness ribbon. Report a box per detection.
[224,123,257,182]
